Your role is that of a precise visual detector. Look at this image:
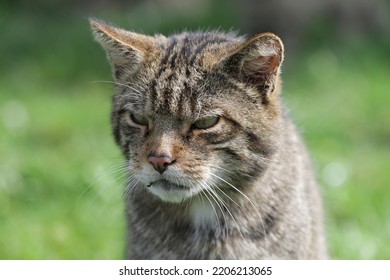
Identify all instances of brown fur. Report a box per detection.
[90,18,327,259]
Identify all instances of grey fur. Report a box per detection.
[90,18,327,259]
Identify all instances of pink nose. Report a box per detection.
[148,154,174,174]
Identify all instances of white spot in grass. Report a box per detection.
[322,161,350,187]
[1,100,30,131]
[0,165,22,193]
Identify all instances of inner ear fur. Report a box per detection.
[222,33,284,95]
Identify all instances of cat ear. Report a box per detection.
[90,18,156,79]
[222,33,284,96]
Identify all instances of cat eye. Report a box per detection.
[192,116,219,130]
[125,112,149,126]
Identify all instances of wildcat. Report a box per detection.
[90,18,327,259]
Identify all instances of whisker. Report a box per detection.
[251,153,277,166]
[206,183,244,239]
[210,173,269,253]
[79,159,128,202]
[199,181,227,236]
[98,170,131,203]
[183,191,194,216]
[209,179,240,208]
[199,187,222,233]
[89,169,130,218]
[207,163,235,175]
[123,175,141,202]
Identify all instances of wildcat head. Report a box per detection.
[91,19,284,204]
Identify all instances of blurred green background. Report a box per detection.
[0,0,389,259]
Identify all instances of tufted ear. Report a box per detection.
[221,33,284,97]
[90,18,156,79]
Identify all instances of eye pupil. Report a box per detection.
[193,116,219,129]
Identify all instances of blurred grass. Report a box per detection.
[0,2,389,259]
[284,40,390,259]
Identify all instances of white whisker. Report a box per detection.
[208,179,241,208]
[79,159,128,202]
[199,181,227,236]
[206,183,244,239]
[198,187,222,233]
[207,163,235,175]
[210,173,269,252]
[123,175,141,202]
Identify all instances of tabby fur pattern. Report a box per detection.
[90,18,327,259]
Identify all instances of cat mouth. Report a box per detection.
[146,179,193,203]
[147,179,185,190]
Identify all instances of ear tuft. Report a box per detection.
[89,18,155,79]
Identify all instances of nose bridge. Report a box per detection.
[147,128,177,174]
[148,129,174,157]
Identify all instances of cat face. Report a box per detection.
[91,19,284,203]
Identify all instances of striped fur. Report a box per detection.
[91,19,327,259]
